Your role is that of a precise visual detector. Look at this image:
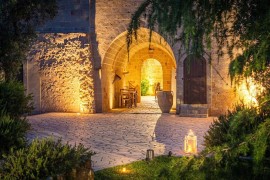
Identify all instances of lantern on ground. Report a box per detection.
[184,129,197,154]
[146,149,154,161]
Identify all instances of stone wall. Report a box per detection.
[25,0,240,116]
[94,0,145,61]
[210,53,237,116]
[38,0,90,33]
[25,33,95,113]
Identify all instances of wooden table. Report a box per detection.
[119,89,137,108]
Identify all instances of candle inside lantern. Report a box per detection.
[184,129,197,154]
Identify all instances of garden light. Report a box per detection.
[146,149,155,161]
[184,129,197,154]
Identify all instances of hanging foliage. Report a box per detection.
[127,0,270,81]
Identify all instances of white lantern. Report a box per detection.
[184,129,197,154]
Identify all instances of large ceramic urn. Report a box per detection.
[156,91,173,113]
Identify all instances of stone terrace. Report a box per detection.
[27,97,215,171]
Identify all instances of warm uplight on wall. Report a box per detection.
[99,69,102,79]
[237,77,264,107]
[109,86,114,109]
[184,129,197,154]
[80,103,88,113]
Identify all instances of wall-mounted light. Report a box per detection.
[149,47,154,53]
[123,70,129,74]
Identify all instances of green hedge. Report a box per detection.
[0,81,33,118]
[0,138,95,179]
[0,111,30,155]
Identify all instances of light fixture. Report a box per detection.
[146,149,154,161]
[120,167,130,174]
[149,47,154,53]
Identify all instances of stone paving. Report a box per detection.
[27,96,215,171]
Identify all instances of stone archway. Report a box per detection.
[101,28,176,112]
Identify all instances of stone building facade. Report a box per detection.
[24,0,245,116]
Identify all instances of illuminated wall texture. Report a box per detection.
[23,0,259,116]
[26,33,95,113]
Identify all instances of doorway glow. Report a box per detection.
[141,59,163,96]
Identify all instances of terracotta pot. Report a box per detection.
[157,91,173,113]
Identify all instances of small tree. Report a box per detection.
[0,0,58,81]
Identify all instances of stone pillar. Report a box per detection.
[24,60,41,114]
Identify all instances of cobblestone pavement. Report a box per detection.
[109,96,163,114]
[27,97,215,171]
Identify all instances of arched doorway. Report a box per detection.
[184,56,207,104]
[141,59,163,96]
[101,28,176,112]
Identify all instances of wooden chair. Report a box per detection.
[128,88,139,108]
[120,89,131,108]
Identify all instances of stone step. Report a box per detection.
[179,113,208,118]
[179,104,208,118]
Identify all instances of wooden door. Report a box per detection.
[184,56,207,104]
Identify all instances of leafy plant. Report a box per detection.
[248,118,270,173]
[0,81,33,118]
[141,79,150,96]
[0,138,95,179]
[178,103,270,179]
[0,111,30,156]
[204,105,261,148]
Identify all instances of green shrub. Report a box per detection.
[204,105,261,148]
[141,79,149,96]
[0,111,30,155]
[0,138,95,179]
[248,118,270,172]
[0,81,33,118]
[203,105,263,167]
[203,114,230,148]
[177,104,270,179]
